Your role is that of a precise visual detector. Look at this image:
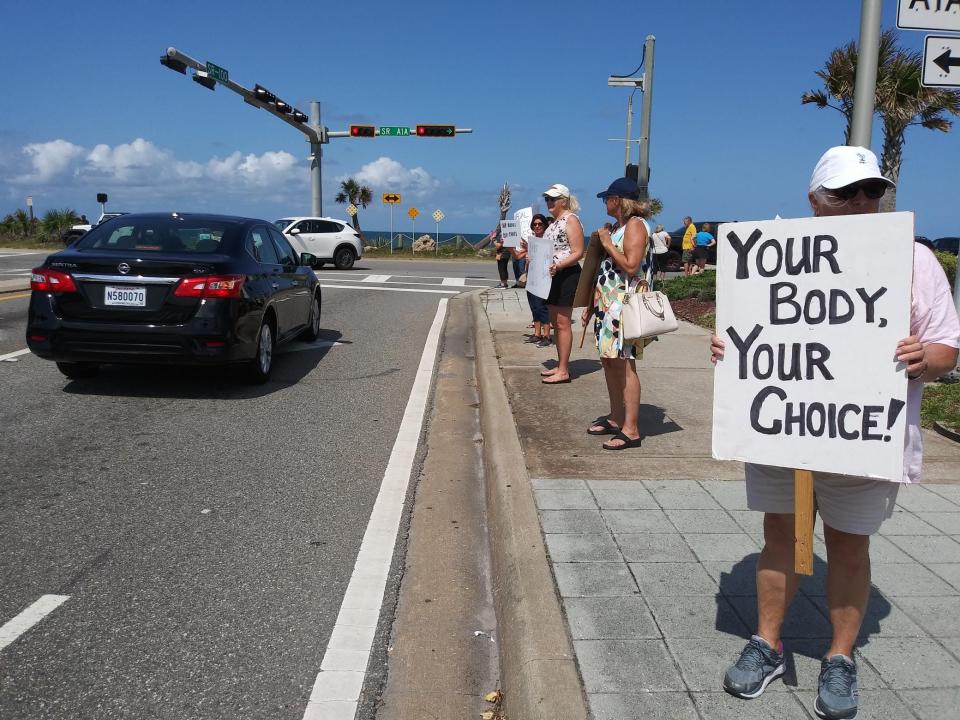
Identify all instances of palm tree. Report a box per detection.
[9,209,35,239]
[802,29,960,210]
[334,178,373,240]
[41,208,80,244]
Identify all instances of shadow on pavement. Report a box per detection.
[59,330,342,400]
[715,552,892,681]
[639,403,683,438]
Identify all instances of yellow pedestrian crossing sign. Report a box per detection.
[346,204,358,216]
[432,209,444,223]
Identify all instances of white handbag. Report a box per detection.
[621,280,678,340]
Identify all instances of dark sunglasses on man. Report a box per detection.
[828,179,888,201]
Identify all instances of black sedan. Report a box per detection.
[27,212,322,383]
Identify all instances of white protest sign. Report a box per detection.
[526,235,552,299]
[712,212,914,481]
[514,206,533,242]
[499,219,521,248]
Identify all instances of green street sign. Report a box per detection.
[205,61,229,83]
[379,126,411,137]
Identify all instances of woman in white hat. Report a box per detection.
[712,146,960,720]
[540,183,584,384]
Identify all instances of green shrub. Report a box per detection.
[935,251,957,292]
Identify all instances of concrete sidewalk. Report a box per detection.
[480,288,960,720]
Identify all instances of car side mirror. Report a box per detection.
[300,252,317,267]
[288,228,300,235]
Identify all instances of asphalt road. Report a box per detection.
[0,259,500,719]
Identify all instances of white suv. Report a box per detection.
[273,217,362,270]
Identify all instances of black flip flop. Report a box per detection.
[587,417,620,436]
[602,431,642,450]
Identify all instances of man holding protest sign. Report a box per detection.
[711,146,959,720]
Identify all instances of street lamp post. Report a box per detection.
[608,35,655,199]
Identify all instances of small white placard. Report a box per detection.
[499,220,521,248]
[514,207,533,242]
[526,235,553,299]
[711,212,914,481]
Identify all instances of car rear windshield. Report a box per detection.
[75,218,236,253]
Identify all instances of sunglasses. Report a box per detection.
[531,221,545,227]
[828,179,887,201]
[543,195,560,204]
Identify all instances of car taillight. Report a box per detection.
[31,268,77,293]
[173,274,245,299]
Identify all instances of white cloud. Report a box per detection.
[15,139,84,183]
[7,137,300,194]
[344,156,439,197]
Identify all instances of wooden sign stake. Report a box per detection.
[794,469,814,575]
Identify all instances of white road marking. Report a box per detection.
[361,274,391,283]
[0,595,70,651]
[320,283,458,295]
[302,299,448,720]
[441,277,466,286]
[320,276,489,289]
[0,348,31,362]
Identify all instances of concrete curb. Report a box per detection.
[0,279,30,294]
[470,291,589,720]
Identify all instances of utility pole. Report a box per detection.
[310,102,323,216]
[636,35,655,199]
[849,0,882,147]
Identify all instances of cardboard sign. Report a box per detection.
[573,231,604,308]
[711,212,914,481]
[499,220,521,248]
[514,207,533,242]
[526,235,553,300]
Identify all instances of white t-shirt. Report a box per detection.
[651,230,671,254]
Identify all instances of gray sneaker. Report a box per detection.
[815,654,858,719]
[723,635,785,699]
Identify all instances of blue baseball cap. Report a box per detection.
[597,177,639,200]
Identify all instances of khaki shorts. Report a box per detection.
[681,249,694,263]
[745,464,900,536]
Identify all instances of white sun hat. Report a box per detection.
[809,146,895,193]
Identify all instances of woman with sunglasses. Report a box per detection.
[712,146,960,720]
[582,177,651,450]
[540,184,584,384]
[524,214,552,346]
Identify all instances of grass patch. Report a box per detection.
[920,382,960,431]
[0,235,64,250]
[659,270,716,300]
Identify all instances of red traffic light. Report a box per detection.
[350,125,376,137]
[416,124,455,137]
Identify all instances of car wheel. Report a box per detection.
[333,246,356,270]
[299,293,321,341]
[246,319,274,384]
[56,361,99,379]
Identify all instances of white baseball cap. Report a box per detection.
[808,146,895,193]
[543,183,570,198]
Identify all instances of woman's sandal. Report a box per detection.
[587,417,620,436]
[602,431,642,451]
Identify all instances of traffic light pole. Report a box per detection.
[310,102,323,216]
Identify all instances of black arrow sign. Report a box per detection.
[384,194,400,203]
[934,49,960,74]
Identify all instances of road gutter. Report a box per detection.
[470,291,589,720]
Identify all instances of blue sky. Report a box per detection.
[1,0,958,238]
